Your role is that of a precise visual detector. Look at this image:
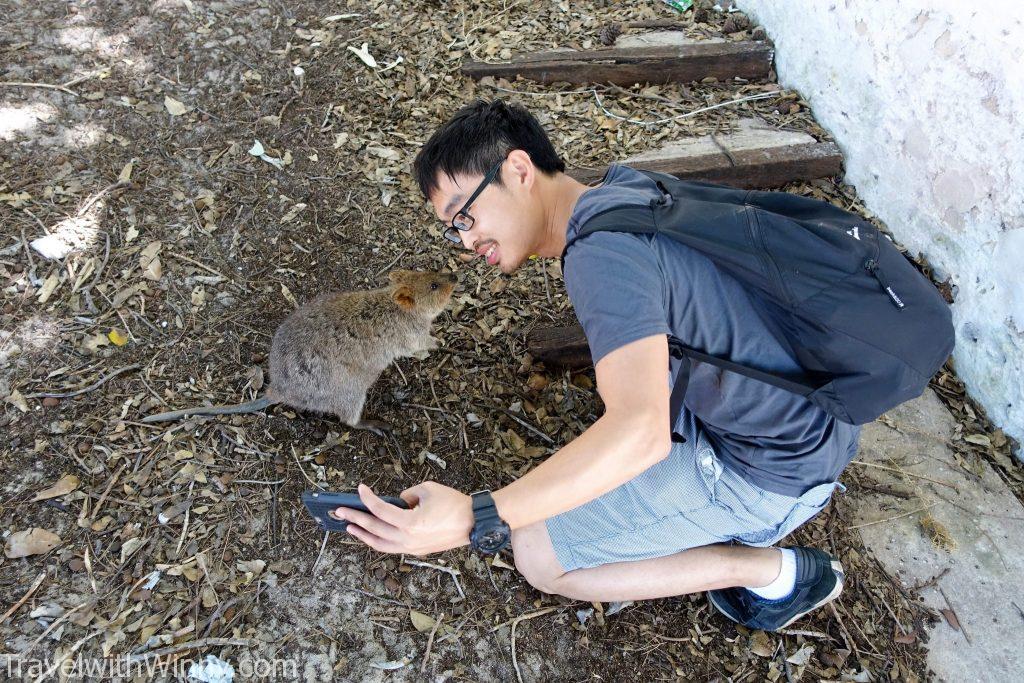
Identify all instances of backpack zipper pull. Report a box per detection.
[865,259,906,310]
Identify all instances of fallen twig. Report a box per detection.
[827,602,861,659]
[21,207,49,235]
[847,501,939,530]
[854,480,913,499]
[91,463,127,521]
[200,589,257,639]
[0,80,79,96]
[1,572,46,624]
[19,601,93,658]
[938,586,971,645]
[78,180,131,216]
[777,640,795,683]
[61,72,99,89]
[836,600,883,657]
[420,611,444,674]
[128,637,253,662]
[776,628,836,641]
[311,529,330,574]
[32,630,100,683]
[83,231,111,295]
[404,559,465,599]
[167,250,232,281]
[911,566,950,592]
[292,446,324,490]
[489,401,554,444]
[24,364,140,399]
[489,606,561,683]
[849,460,959,491]
[374,248,409,277]
[341,585,408,607]
[19,226,35,271]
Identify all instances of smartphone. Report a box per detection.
[301,490,410,532]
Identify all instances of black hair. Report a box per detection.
[413,99,566,199]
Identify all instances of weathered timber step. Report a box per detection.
[528,325,591,370]
[570,118,842,189]
[462,38,772,86]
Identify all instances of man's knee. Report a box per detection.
[511,521,565,594]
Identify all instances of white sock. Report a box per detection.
[747,548,797,601]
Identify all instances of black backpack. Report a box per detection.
[566,170,955,433]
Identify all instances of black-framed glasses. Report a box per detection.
[443,158,504,244]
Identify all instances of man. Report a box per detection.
[331,99,859,631]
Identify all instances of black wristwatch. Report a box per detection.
[469,490,511,554]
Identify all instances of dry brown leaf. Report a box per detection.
[526,373,549,391]
[164,95,189,116]
[120,537,145,564]
[409,609,435,632]
[5,389,29,413]
[238,559,266,576]
[749,630,774,657]
[139,241,163,280]
[37,271,61,303]
[893,630,918,644]
[32,474,81,501]
[281,284,298,308]
[5,528,62,558]
[83,332,110,354]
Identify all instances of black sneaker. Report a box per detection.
[707,547,844,631]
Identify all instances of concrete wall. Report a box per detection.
[738,0,1024,453]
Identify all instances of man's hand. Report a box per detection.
[333,482,474,556]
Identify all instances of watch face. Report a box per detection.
[479,529,509,553]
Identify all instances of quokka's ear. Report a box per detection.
[388,269,414,284]
[393,285,415,311]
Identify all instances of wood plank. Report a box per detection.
[528,325,592,370]
[569,118,843,188]
[462,40,772,86]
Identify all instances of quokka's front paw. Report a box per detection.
[354,418,393,437]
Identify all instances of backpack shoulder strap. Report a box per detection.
[561,199,662,261]
[561,174,829,441]
[667,338,817,397]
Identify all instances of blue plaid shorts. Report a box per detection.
[546,416,842,572]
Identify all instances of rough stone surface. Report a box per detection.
[738,1,1024,456]
[852,389,1024,681]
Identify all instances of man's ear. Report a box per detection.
[393,285,415,311]
[506,149,535,190]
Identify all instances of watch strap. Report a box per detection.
[469,490,510,553]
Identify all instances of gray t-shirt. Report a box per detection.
[563,164,860,497]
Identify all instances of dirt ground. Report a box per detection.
[3,1,1021,681]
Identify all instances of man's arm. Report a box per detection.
[333,333,673,555]
[491,333,672,529]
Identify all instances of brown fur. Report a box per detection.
[142,269,457,432]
